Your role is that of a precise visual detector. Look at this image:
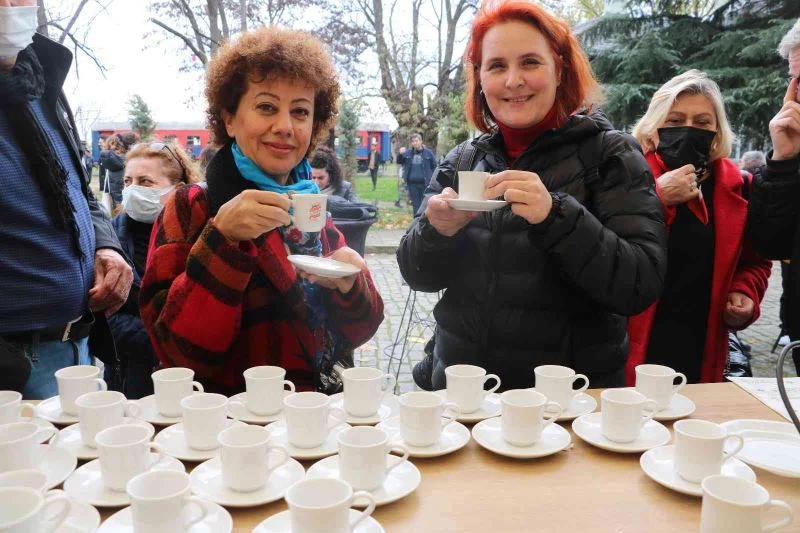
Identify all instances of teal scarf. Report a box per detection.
[232,143,319,195]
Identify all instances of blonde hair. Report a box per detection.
[632,70,734,162]
[125,142,201,185]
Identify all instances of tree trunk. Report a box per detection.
[36,0,50,38]
[240,0,247,31]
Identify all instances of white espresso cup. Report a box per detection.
[0,391,35,425]
[342,367,396,418]
[151,367,204,418]
[0,486,70,533]
[634,364,687,410]
[445,364,501,414]
[337,426,410,491]
[673,419,745,483]
[181,393,232,451]
[533,365,590,410]
[457,171,490,201]
[75,390,142,449]
[701,475,793,533]
[600,388,658,443]
[501,389,562,447]
[54,365,107,416]
[218,424,289,492]
[0,422,58,473]
[291,194,327,232]
[286,478,376,533]
[243,366,295,416]
[95,424,165,492]
[398,391,460,447]
[0,469,49,493]
[127,470,209,533]
[283,392,347,449]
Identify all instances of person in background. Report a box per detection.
[627,70,771,384]
[741,150,766,175]
[746,18,800,372]
[108,141,200,398]
[399,133,436,216]
[100,132,137,206]
[368,141,381,191]
[82,147,93,187]
[198,143,218,177]
[397,0,667,391]
[140,27,384,395]
[310,145,358,202]
[0,0,132,397]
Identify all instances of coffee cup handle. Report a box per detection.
[183,496,209,529]
[542,401,563,427]
[266,445,290,474]
[350,491,376,530]
[124,401,143,420]
[328,407,348,430]
[40,492,71,533]
[19,402,36,421]
[672,372,687,395]
[762,499,793,532]
[381,374,397,399]
[283,380,296,393]
[147,442,168,469]
[641,399,658,424]
[191,381,205,393]
[385,444,410,476]
[722,434,745,464]
[441,402,461,428]
[95,378,108,392]
[572,374,590,395]
[483,374,501,395]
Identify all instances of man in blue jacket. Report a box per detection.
[399,133,437,216]
[0,1,133,398]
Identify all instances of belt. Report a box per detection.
[1,313,94,344]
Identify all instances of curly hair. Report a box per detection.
[205,27,340,155]
[309,145,344,189]
[125,141,202,185]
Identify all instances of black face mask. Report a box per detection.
[656,126,716,172]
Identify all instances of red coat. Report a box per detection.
[626,153,771,384]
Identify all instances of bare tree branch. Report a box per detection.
[58,0,90,44]
[149,17,209,64]
[48,21,106,74]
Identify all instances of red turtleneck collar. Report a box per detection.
[496,105,564,162]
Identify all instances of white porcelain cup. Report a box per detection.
[533,365,590,410]
[218,424,290,492]
[0,486,70,533]
[600,388,658,443]
[634,364,687,410]
[398,391,460,447]
[673,419,745,483]
[75,390,142,449]
[283,392,347,449]
[337,426,410,491]
[457,171,490,201]
[54,365,107,416]
[445,364,500,414]
[127,470,209,533]
[501,389,562,447]
[0,469,49,493]
[286,478,376,533]
[0,422,58,473]
[342,367,396,418]
[701,475,793,533]
[180,393,231,451]
[151,367,204,418]
[0,391,35,425]
[95,424,165,492]
[292,194,327,232]
[243,366,295,416]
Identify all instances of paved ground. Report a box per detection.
[358,230,797,394]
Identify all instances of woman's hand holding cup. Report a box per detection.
[297,246,365,294]
[484,170,553,224]
[214,190,291,242]
[425,187,478,237]
[656,165,701,207]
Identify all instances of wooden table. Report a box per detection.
[90,383,799,532]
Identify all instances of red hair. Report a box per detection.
[465,0,601,132]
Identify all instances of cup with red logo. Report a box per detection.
[291,194,327,232]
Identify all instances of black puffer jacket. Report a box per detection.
[397,111,667,391]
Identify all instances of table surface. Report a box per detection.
[85,383,799,533]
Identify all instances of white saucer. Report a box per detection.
[542,393,597,421]
[133,395,183,426]
[227,392,291,425]
[640,445,756,497]
[38,444,77,489]
[252,510,384,533]
[56,418,155,460]
[472,417,572,459]
[265,420,352,460]
[444,198,508,212]
[305,454,421,506]
[28,417,57,440]
[35,397,79,425]
[723,428,800,478]
[375,415,471,458]
[47,489,102,533]
[154,420,242,462]
[652,393,696,421]
[433,389,501,423]
[189,456,305,508]
[97,500,233,533]
[329,393,399,425]
[287,255,361,278]
[571,412,671,453]
[720,419,799,436]
[63,453,185,507]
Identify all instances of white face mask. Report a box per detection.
[0,6,38,61]
[122,184,174,223]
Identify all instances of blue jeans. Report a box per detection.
[20,337,91,399]
[408,182,427,217]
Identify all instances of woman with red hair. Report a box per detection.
[398,0,667,392]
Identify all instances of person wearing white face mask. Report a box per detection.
[107,141,200,398]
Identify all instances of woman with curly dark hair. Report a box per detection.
[140,27,384,395]
[310,145,357,201]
